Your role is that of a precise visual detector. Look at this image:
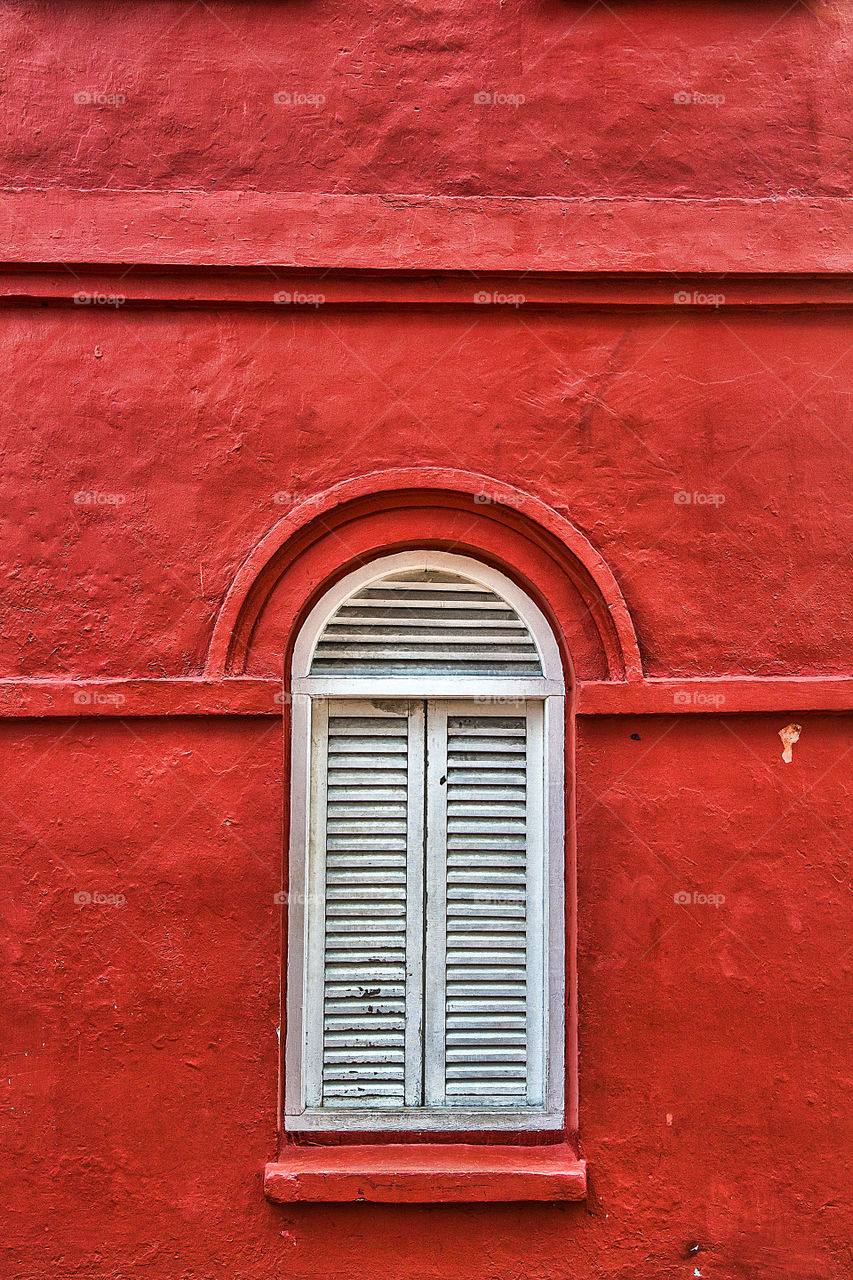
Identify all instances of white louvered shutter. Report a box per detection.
[306,701,425,1109]
[310,570,542,677]
[304,697,548,1121]
[424,701,546,1109]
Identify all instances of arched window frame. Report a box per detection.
[284,551,567,1132]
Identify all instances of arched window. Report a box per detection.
[284,552,566,1132]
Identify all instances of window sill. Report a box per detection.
[264,1143,587,1203]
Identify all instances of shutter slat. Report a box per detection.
[446,1032,526,1044]
[324,631,535,646]
[325,771,408,786]
[325,952,406,965]
[447,940,526,952]
[325,721,410,736]
[445,774,527,787]
[447,726,527,737]
[447,859,526,872]
[327,616,529,629]
[445,1083,527,1096]
[324,1004,405,1016]
[326,870,407,884]
[447,788,526,802]
[446,999,526,1010]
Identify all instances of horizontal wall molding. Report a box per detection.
[576,678,853,716]
[3,266,853,310]
[0,678,281,719]
[0,677,851,719]
[1,191,853,275]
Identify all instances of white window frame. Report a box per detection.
[284,551,566,1133]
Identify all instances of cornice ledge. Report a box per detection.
[1,190,852,274]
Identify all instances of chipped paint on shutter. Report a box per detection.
[443,713,530,1102]
[320,711,416,1107]
[425,703,545,1111]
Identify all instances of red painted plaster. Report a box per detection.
[4,304,853,680]
[4,711,852,1276]
[207,469,642,680]
[4,194,853,273]
[1,2,850,200]
[264,1144,587,1203]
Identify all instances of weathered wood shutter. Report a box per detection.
[307,697,544,1116]
[425,702,544,1109]
[308,701,424,1109]
[310,570,543,677]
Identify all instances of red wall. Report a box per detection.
[3,2,853,1278]
[5,710,852,1276]
[5,306,852,677]
[2,0,849,198]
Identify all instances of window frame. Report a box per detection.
[283,551,567,1133]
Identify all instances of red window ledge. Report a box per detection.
[264,1144,587,1203]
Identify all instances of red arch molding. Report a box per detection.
[206,469,642,682]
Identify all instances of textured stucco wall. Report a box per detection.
[4,712,851,1277]
[4,306,852,678]
[1,0,850,198]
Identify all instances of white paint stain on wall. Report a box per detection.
[779,723,802,763]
